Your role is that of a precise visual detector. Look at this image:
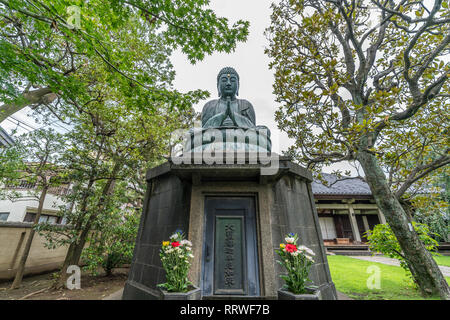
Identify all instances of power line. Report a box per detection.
[5,116,71,134]
[9,115,38,130]
[26,118,60,133]
[5,118,32,132]
[32,119,71,133]
[52,121,70,132]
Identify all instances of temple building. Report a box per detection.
[312,173,387,254]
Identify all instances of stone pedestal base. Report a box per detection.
[122,156,337,300]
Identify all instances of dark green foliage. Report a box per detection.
[366,222,440,287]
[82,206,139,276]
[0,0,249,121]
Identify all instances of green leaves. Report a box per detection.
[267,0,450,298]
[82,207,140,276]
[266,0,449,185]
[366,222,440,286]
[0,0,249,123]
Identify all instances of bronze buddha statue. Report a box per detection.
[202,67,270,133]
[184,67,271,153]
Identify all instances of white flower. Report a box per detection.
[285,237,295,244]
[169,234,178,240]
[306,255,314,262]
[298,245,315,256]
[186,247,191,251]
[181,240,192,246]
[188,253,194,258]
[291,251,299,256]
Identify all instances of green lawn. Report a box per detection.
[380,254,450,267]
[327,255,450,300]
[432,254,450,267]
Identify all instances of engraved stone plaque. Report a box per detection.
[213,216,246,295]
[202,197,260,297]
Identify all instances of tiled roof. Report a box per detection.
[312,173,372,196]
[0,126,14,147]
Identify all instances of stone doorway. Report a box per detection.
[201,196,260,298]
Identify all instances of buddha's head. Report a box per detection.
[217,67,239,98]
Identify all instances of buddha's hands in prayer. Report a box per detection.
[224,98,231,118]
[224,98,238,126]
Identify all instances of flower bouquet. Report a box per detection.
[276,233,320,299]
[157,230,199,298]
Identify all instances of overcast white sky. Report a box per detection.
[171,0,290,154]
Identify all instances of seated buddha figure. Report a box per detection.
[195,67,271,152]
[202,67,270,132]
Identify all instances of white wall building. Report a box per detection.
[0,187,68,224]
[0,186,70,280]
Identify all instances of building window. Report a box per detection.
[0,212,9,221]
[23,212,36,223]
[48,216,57,224]
[23,212,62,224]
[38,215,49,223]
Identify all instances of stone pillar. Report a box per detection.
[347,204,361,243]
[377,208,387,224]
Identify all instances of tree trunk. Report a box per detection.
[10,186,48,289]
[357,150,450,299]
[0,87,57,122]
[70,172,119,266]
[55,163,120,288]
[54,180,95,289]
[53,244,77,289]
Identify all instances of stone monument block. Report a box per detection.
[123,158,337,300]
[123,67,336,300]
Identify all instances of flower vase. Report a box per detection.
[158,285,201,300]
[277,287,322,300]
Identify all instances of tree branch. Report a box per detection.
[395,151,450,198]
[0,87,55,122]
